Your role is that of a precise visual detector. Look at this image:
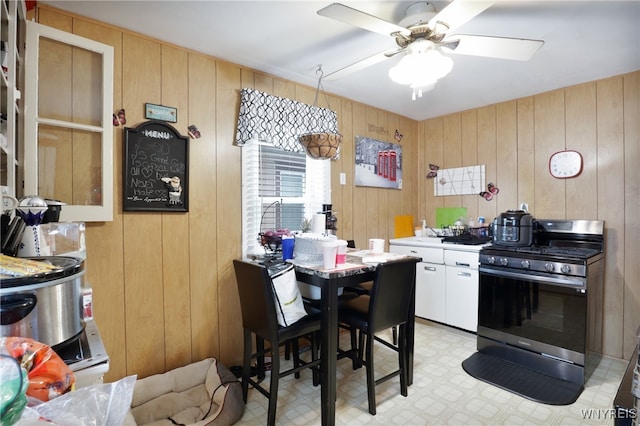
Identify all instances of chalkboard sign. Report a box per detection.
[123,121,189,212]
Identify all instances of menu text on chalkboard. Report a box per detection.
[123,121,189,212]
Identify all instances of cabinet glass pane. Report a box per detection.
[37,124,102,205]
[38,37,103,127]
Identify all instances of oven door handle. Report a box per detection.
[479,266,586,289]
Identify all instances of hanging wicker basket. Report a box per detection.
[298,132,342,160]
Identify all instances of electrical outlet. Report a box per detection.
[340,173,346,185]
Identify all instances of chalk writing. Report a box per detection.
[124,121,189,211]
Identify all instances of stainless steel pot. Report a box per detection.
[1,256,85,347]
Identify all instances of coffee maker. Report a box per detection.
[322,204,337,236]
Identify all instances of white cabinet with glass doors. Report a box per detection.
[24,21,114,221]
[0,0,25,199]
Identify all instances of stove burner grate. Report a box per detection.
[512,246,602,259]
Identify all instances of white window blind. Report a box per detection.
[242,140,331,257]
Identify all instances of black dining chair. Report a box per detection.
[343,239,398,345]
[233,259,321,426]
[338,259,417,415]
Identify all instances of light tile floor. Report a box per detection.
[238,319,628,425]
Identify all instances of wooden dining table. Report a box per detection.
[291,251,420,426]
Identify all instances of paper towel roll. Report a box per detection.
[311,213,325,235]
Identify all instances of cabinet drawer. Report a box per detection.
[444,250,479,269]
[390,245,444,264]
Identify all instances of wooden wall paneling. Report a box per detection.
[533,90,566,218]
[216,61,243,366]
[424,118,444,227]
[273,78,295,101]
[399,116,418,219]
[71,17,127,383]
[442,114,462,210]
[516,97,535,214]
[565,83,598,219]
[364,106,380,243]
[188,53,219,362]
[461,110,479,220]
[160,45,192,371]
[597,76,626,358]
[37,5,72,31]
[417,121,426,221]
[386,112,403,236]
[476,107,498,223]
[254,72,273,92]
[495,101,518,213]
[623,71,640,358]
[377,110,389,243]
[121,33,165,378]
[339,99,354,241]
[327,93,344,239]
[352,103,367,248]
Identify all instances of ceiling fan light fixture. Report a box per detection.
[388,40,453,98]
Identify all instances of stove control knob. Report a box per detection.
[521,260,530,269]
[487,256,496,265]
[561,264,572,274]
[499,258,509,266]
[545,262,555,272]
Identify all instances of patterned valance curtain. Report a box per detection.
[235,88,339,152]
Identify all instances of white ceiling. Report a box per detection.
[42,1,640,121]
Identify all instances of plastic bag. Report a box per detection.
[1,337,74,402]
[18,375,137,426]
[0,355,28,426]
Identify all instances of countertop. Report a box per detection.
[389,236,491,253]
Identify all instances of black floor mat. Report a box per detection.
[462,352,583,406]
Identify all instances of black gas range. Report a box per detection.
[464,219,606,406]
[480,219,604,277]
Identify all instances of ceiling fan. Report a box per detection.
[318,1,544,90]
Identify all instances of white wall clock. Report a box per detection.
[549,150,583,178]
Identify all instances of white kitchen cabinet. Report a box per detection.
[415,261,446,323]
[444,264,479,331]
[24,21,114,222]
[390,236,484,332]
[389,243,446,322]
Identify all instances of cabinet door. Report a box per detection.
[445,266,479,332]
[415,262,446,323]
[24,21,114,221]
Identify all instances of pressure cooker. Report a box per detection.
[1,256,85,348]
[492,210,535,247]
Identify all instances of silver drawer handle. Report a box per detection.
[456,262,470,267]
[457,271,472,277]
[424,266,437,272]
[410,250,418,254]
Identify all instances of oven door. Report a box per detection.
[478,266,587,366]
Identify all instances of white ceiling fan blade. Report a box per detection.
[324,51,390,81]
[318,3,411,38]
[442,35,544,61]
[429,0,494,34]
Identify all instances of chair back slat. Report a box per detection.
[368,259,417,333]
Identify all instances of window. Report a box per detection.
[242,140,330,256]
